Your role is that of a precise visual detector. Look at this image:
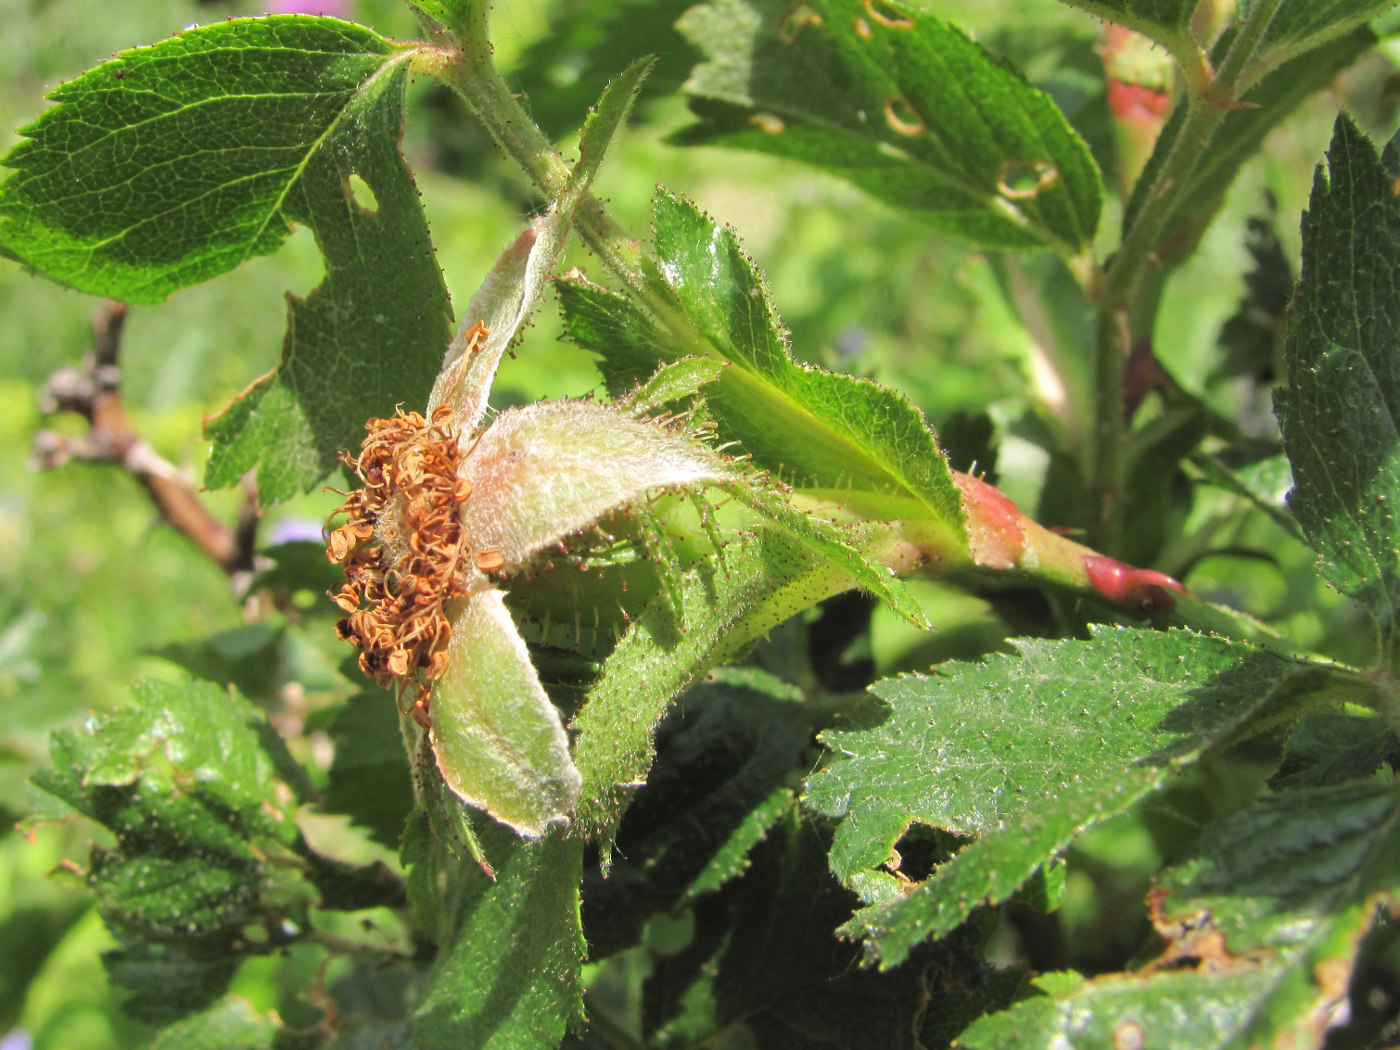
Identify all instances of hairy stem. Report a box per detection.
[1088,0,1285,553]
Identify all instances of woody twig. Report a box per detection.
[33,300,261,583]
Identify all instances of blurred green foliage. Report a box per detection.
[2,0,1397,1046]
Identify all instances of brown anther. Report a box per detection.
[475,548,506,573]
[462,320,489,354]
[426,649,452,680]
[326,389,488,712]
[387,648,411,677]
[410,698,433,730]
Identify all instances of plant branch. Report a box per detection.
[1088,0,1285,552]
[415,10,653,298]
[33,301,261,582]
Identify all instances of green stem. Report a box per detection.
[423,9,652,297]
[1088,0,1285,553]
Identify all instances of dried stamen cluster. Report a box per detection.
[326,404,500,728]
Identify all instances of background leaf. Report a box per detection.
[29,678,309,1021]
[1275,116,1400,653]
[1052,0,1195,53]
[673,0,1102,253]
[572,523,859,839]
[581,672,810,958]
[962,781,1400,1050]
[0,17,406,303]
[1122,28,1375,251]
[1250,0,1399,63]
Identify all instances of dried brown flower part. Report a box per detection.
[326,402,478,729]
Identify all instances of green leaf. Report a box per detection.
[0,17,405,301]
[29,678,310,1021]
[412,826,584,1049]
[673,0,1102,253]
[103,937,245,1025]
[576,56,655,186]
[1249,0,1399,65]
[563,189,966,543]
[963,782,1400,1049]
[149,996,280,1050]
[647,814,1021,1049]
[572,525,861,840]
[0,899,90,1033]
[1275,116,1400,651]
[507,0,697,141]
[325,681,416,849]
[651,189,964,529]
[580,673,810,958]
[1271,711,1398,790]
[1052,0,1195,54]
[803,628,1309,967]
[62,19,461,500]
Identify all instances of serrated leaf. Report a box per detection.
[1271,711,1398,790]
[1275,116,1400,652]
[674,0,1101,253]
[964,782,1400,1049]
[0,17,401,300]
[652,190,963,530]
[1052,0,1195,53]
[572,526,861,840]
[958,969,1303,1050]
[412,826,584,1049]
[104,937,244,1025]
[581,675,809,958]
[803,628,1310,967]
[28,678,309,1021]
[656,814,1018,1049]
[561,189,967,570]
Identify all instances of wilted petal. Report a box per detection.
[461,401,732,567]
[430,585,581,837]
[428,210,578,438]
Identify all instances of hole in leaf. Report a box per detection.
[749,112,785,134]
[854,15,872,39]
[996,160,1059,200]
[887,824,966,883]
[864,0,914,29]
[883,95,924,136]
[779,2,822,42]
[344,172,379,214]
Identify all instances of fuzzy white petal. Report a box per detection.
[460,400,731,567]
[430,585,581,837]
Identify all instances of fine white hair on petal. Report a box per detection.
[459,400,732,568]
[430,584,581,837]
